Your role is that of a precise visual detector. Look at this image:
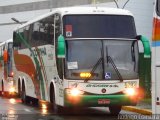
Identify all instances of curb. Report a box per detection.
[122,106,152,115]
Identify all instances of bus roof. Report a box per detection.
[0,39,12,47]
[14,6,134,31]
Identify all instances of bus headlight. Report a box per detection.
[124,88,136,96]
[9,87,15,93]
[66,88,84,96]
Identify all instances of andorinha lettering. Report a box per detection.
[86,84,118,88]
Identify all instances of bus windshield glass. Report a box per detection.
[65,39,139,80]
[63,15,136,38]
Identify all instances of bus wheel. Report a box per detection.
[109,105,122,115]
[51,88,62,113]
[21,85,29,104]
[18,80,21,97]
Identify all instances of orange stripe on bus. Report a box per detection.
[152,18,160,41]
[14,50,41,99]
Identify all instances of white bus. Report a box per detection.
[0,39,15,97]
[152,0,160,114]
[13,7,150,114]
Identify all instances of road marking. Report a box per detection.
[24,108,31,112]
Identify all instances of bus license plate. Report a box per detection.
[98,99,110,104]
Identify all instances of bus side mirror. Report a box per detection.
[3,50,8,63]
[57,35,65,58]
[136,35,151,58]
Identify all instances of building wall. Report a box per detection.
[91,0,154,40]
[0,0,93,41]
[0,0,92,14]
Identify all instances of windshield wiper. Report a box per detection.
[107,56,123,82]
[84,57,102,82]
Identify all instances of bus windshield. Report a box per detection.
[63,15,137,38]
[64,39,139,80]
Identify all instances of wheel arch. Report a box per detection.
[18,78,21,96]
[21,77,26,93]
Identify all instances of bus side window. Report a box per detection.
[13,31,22,49]
[156,0,160,16]
[55,14,61,39]
[31,16,55,46]
[44,23,54,44]
[0,46,3,59]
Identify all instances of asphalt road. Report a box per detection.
[0,97,138,120]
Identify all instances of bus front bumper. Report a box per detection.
[64,94,138,107]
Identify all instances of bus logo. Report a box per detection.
[101,88,106,93]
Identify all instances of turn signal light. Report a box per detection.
[80,72,91,78]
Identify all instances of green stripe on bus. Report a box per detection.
[64,94,136,107]
[17,32,46,100]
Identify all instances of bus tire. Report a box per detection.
[50,85,61,113]
[21,84,30,104]
[109,105,122,115]
[18,79,21,97]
